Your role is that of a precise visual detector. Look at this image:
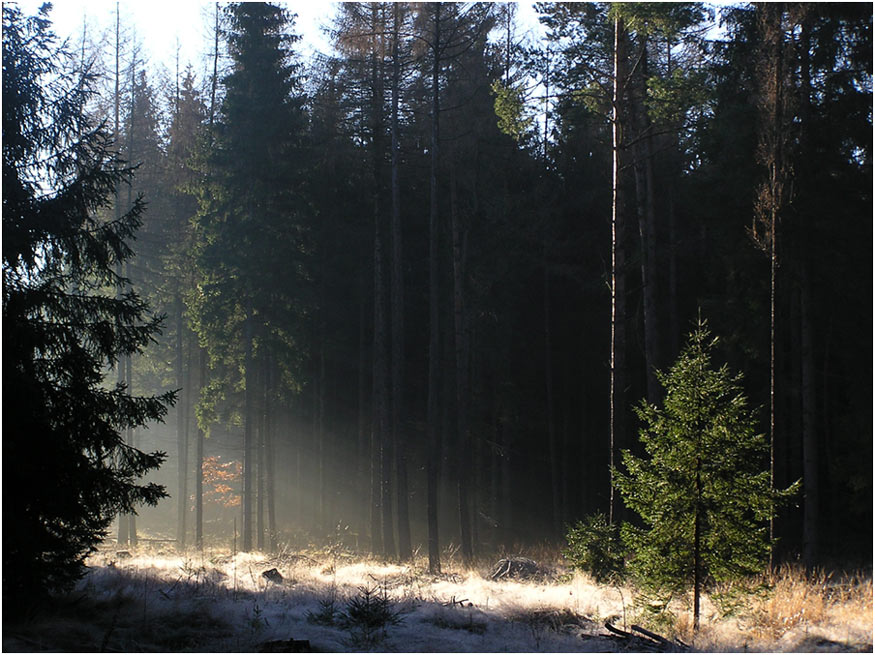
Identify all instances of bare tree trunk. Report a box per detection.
[426,1,443,574]
[631,42,660,404]
[317,338,326,535]
[451,165,473,566]
[126,333,137,546]
[794,8,817,570]
[195,348,205,550]
[358,272,376,551]
[256,363,265,551]
[390,3,411,562]
[693,456,702,631]
[367,4,394,560]
[242,308,254,552]
[668,192,679,359]
[374,209,393,557]
[800,272,817,567]
[609,15,628,525]
[311,331,323,534]
[265,359,277,552]
[113,4,130,547]
[176,295,187,548]
[544,245,560,534]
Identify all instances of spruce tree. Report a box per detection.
[614,318,797,630]
[191,2,309,551]
[2,4,172,614]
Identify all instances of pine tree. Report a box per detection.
[614,318,797,630]
[2,4,172,613]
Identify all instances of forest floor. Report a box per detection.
[3,541,871,653]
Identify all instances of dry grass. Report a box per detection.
[693,565,873,652]
[5,543,870,653]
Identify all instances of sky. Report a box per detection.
[16,1,339,81]
[16,1,546,78]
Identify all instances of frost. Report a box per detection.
[2,546,870,653]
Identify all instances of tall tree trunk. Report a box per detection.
[451,165,473,566]
[426,1,443,574]
[795,8,817,569]
[693,456,702,631]
[317,337,326,535]
[242,307,254,552]
[359,272,376,551]
[374,205,393,557]
[311,331,322,534]
[668,192,679,359]
[113,3,129,547]
[758,3,787,568]
[123,56,137,546]
[256,362,265,551]
[544,245,560,534]
[176,294,187,548]
[368,4,394,559]
[265,358,277,552]
[195,347,205,550]
[631,42,660,404]
[390,3,412,562]
[126,331,137,546]
[800,272,817,567]
[609,15,628,525]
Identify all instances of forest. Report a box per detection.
[2,1,872,651]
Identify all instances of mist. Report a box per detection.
[3,1,871,651]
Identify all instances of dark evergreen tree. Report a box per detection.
[191,2,309,552]
[2,4,172,612]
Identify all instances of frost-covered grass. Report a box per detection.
[3,543,871,652]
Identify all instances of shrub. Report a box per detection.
[563,512,625,584]
[338,585,402,648]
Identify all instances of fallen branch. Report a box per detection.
[603,621,688,652]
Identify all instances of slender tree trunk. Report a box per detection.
[195,348,205,550]
[124,57,137,545]
[126,334,137,546]
[311,331,322,533]
[358,272,376,551]
[631,43,660,403]
[256,363,265,551]
[754,3,789,569]
[795,9,818,570]
[609,15,628,525]
[113,3,130,547]
[768,192,777,569]
[800,272,818,567]
[368,7,394,559]
[426,2,443,574]
[176,295,187,548]
[374,210,393,558]
[451,165,473,566]
[668,192,679,359]
[544,245,560,534]
[390,3,411,562]
[317,337,326,535]
[693,456,702,631]
[209,3,219,128]
[242,307,254,552]
[265,358,277,552]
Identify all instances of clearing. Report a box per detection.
[3,543,871,652]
